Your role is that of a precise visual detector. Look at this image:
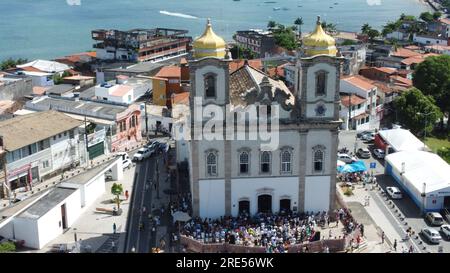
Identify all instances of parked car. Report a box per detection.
[117,152,132,170]
[386,186,402,199]
[440,225,450,239]
[133,147,151,161]
[426,212,445,226]
[357,130,374,139]
[361,133,375,142]
[337,153,357,164]
[421,228,442,244]
[373,149,385,159]
[357,148,371,159]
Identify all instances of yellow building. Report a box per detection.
[151,77,168,106]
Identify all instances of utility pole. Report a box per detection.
[84,115,90,168]
[0,136,11,205]
[145,100,149,138]
[348,93,352,130]
[156,158,160,200]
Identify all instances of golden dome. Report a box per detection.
[303,16,337,57]
[193,19,227,59]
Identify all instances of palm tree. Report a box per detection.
[321,21,337,34]
[294,17,304,37]
[267,20,276,30]
[111,183,123,210]
[361,23,371,35]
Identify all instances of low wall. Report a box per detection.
[180,236,345,253]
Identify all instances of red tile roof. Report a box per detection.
[401,53,438,66]
[342,75,376,91]
[374,67,397,74]
[439,18,450,25]
[390,75,413,86]
[340,94,367,107]
[229,59,263,73]
[172,92,189,105]
[155,66,181,78]
[392,48,421,58]
[33,86,50,96]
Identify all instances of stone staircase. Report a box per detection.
[95,233,121,253]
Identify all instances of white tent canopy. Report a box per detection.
[379,128,427,152]
[386,151,450,194]
[17,59,70,73]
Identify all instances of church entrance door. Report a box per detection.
[279,199,291,214]
[258,195,272,213]
[238,200,250,215]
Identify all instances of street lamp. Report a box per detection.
[421,182,427,216]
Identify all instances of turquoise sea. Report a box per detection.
[0,0,430,60]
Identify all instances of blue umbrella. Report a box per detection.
[337,160,367,173]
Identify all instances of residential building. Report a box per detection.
[0,111,82,197]
[187,18,342,218]
[45,84,78,97]
[413,32,449,45]
[0,72,33,100]
[338,44,367,75]
[424,44,450,55]
[95,76,151,104]
[339,94,369,130]
[152,65,190,107]
[24,96,142,153]
[359,66,397,82]
[11,60,72,87]
[340,75,381,130]
[234,30,276,58]
[62,75,95,89]
[95,62,163,83]
[91,28,192,62]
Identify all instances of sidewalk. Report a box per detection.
[338,183,415,253]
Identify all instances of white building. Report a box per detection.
[0,158,123,249]
[339,94,370,131]
[376,128,428,152]
[413,33,448,45]
[0,111,83,196]
[385,151,450,212]
[95,76,151,104]
[185,18,342,219]
[340,75,381,130]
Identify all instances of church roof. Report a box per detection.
[193,19,226,59]
[229,65,295,108]
[303,16,337,57]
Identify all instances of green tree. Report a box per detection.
[321,21,337,34]
[433,11,442,20]
[229,45,257,59]
[413,55,450,130]
[394,88,442,135]
[361,23,371,34]
[0,242,16,253]
[0,58,28,71]
[420,11,434,22]
[267,20,276,30]
[111,183,124,210]
[294,17,304,37]
[367,29,380,42]
[53,71,70,85]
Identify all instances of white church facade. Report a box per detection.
[184,18,343,219]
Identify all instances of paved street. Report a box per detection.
[339,130,450,253]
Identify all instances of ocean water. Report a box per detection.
[0,0,430,61]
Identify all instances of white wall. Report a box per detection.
[13,217,40,249]
[199,179,225,218]
[304,176,331,212]
[413,34,447,45]
[305,129,332,176]
[0,221,15,239]
[50,132,79,171]
[83,175,105,208]
[231,177,299,216]
[195,65,227,105]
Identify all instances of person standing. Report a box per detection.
[393,239,397,252]
[381,231,385,244]
[125,190,129,201]
[113,223,117,234]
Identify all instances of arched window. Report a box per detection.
[205,74,216,98]
[260,151,271,174]
[281,150,292,173]
[315,71,327,96]
[206,152,217,176]
[314,149,324,172]
[239,151,249,174]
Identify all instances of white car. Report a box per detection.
[117,152,132,170]
[133,147,151,161]
[373,149,385,159]
[337,153,357,164]
[386,187,402,199]
[421,228,442,244]
[440,225,450,240]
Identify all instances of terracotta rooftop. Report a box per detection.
[340,95,366,107]
[172,92,189,105]
[374,67,397,74]
[439,18,450,25]
[155,66,181,78]
[33,86,50,96]
[392,48,421,58]
[111,85,133,97]
[401,53,439,66]
[342,75,376,91]
[390,75,413,86]
[229,59,263,73]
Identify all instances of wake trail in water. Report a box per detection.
[159,10,198,19]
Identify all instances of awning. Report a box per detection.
[337,160,367,173]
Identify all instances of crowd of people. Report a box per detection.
[179,209,358,253]
[337,171,377,184]
[170,192,192,215]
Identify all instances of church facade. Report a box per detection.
[186,18,343,219]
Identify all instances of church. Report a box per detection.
[185,17,343,219]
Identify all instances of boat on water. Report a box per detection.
[282,7,289,10]
[273,7,281,10]
[264,1,277,3]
